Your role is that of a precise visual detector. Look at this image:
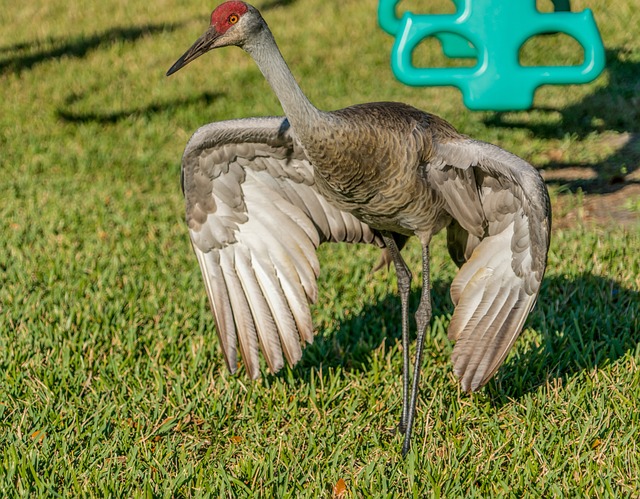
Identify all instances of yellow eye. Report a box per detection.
[228,14,239,24]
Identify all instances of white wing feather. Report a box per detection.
[431,138,551,391]
[181,116,382,378]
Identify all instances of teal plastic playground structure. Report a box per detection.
[378,0,606,110]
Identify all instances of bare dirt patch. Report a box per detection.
[550,183,640,229]
[541,132,640,230]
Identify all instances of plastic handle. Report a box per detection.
[392,14,481,86]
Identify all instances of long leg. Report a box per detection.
[380,233,412,435]
[402,244,432,456]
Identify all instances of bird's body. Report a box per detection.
[168,1,551,455]
[299,102,454,239]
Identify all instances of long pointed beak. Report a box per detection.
[166,27,220,76]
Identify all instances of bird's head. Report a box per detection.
[167,1,262,76]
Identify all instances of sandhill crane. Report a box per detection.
[166,1,551,455]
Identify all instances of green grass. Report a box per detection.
[1,0,639,496]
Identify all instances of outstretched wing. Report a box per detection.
[428,138,551,392]
[181,116,382,379]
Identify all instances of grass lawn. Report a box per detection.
[1,0,638,496]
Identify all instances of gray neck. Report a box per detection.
[244,27,323,137]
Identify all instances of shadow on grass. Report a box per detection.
[56,91,223,124]
[0,23,182,75]
[292,277,454,377]
[487,273,639,404]
[286,273,638,403]
[483,48,640,193]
